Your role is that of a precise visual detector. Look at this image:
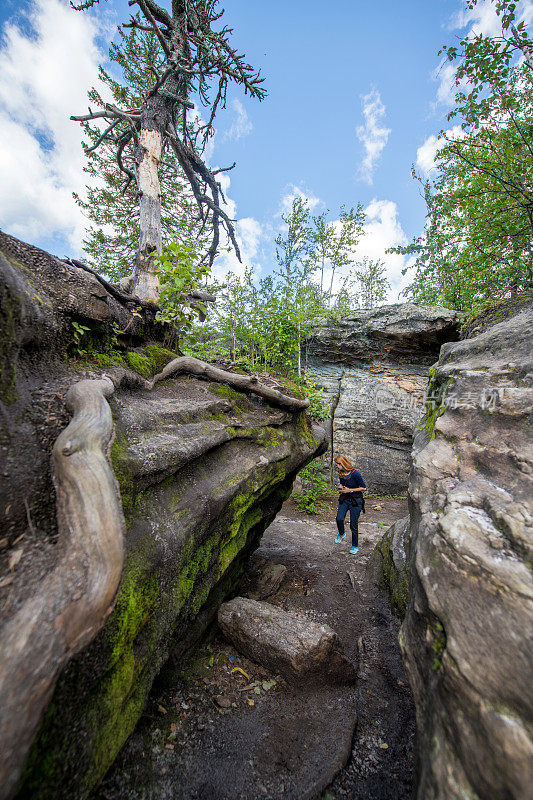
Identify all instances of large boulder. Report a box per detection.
[305,304,458,494]
[218,596,357,685]
[400,302,533,800]
[0,232,327,800]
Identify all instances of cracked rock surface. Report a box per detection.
[401,303,533,800]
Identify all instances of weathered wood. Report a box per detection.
[134,127,163,302]
[0,378,125,800]
[146,356,310,411]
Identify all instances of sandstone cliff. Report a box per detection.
[400,302,533,799]
[0,232,326,799]
[305,305,458,494]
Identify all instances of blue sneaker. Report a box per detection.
[349,546,359,554]
[334,533,346,543]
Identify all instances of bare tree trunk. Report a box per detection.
[133,127,163,302]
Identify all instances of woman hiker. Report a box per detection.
[334,455,367,554]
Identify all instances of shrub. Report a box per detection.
[292,459,329,514]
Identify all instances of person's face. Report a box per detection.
[335,461,342,473]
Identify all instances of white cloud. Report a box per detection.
[355,199,414,302]
[224,98,252,141]
[452,0,503,37]
[0,0,109,253]
[279,184,321,217]
[416,134,440,176]
[416,125,464,176]
[356,88,391,185]
[322,199,414,304]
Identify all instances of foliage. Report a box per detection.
[308,204,366,303]
[292,459,330,515]
[70,321,91,357]
[353,257,391,308]
[394,0,533,311]
[154,243,210,345]
[74,25,210,281]
[300,376,329,421]
[196,197,366,377]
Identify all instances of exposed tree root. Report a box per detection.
[144,356,310,411]
[0,378,125,800]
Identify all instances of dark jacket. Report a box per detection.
[338,469,366,512]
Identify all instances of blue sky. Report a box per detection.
[1,0,530,299]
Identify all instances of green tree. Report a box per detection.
[354,257,391,308]
[396,0,533,310]
[154,242,212,349]
[274,198,365,374]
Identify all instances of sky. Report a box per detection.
[1,0,531,302]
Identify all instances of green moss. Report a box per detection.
[375,528,409,618]
[0,286,21,403]
[431,619,447,671]
[295,410,317,448]
[423,374,452,441]
[16,556,161,799]
[125,352,152,378]
[16,439,296,798]
[143,344,178,373]
[110,436,135,515]
[209,383,245,401]
[460,290,533,339]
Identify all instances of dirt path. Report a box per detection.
[93,498,415,800]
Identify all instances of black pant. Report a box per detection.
[336,498,363,546]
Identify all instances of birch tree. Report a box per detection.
[72,0,265,301]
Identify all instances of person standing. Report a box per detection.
[334,455,366,554]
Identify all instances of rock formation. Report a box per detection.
[400,302,533,800]
[218,596,358,685]
[367,515,410,618]
[0,232,326,800]
[305,304,458,494]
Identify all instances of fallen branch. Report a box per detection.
[0,378,125,800]
[144,356,310,411]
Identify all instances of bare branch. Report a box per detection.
[86,119,120,153]
[129,0,171,58]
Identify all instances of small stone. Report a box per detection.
[214,695,231,708]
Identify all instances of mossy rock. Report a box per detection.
[369,517,410,619]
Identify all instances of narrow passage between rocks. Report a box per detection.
[92,498,415,800]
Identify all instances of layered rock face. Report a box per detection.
[0,232,326,799]
[305,304,458,494]
[400,303,533,800]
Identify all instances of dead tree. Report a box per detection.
[71,0,265,301]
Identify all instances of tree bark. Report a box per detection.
[0,378,125,800]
